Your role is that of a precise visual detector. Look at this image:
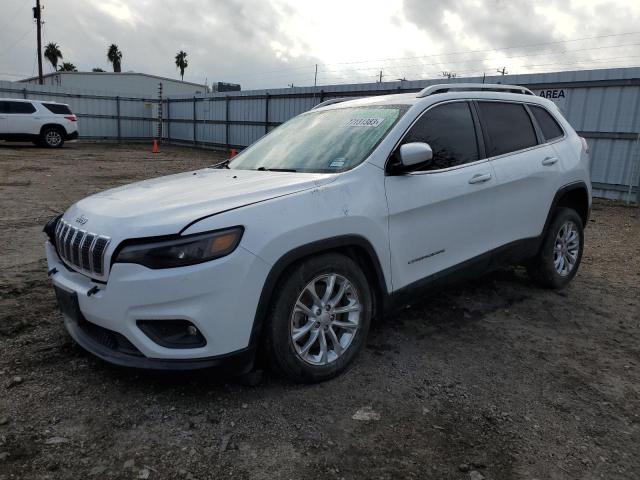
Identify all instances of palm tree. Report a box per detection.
[107,44,122,72]
[58,62,77,72]
[174,51,188,81]
[44,42,63,71]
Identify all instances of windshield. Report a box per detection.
[228,105,405,173]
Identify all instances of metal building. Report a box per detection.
[17,72,209,97]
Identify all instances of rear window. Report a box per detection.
[43,103,72,115]
[477,102,538,157]
[530,105,564,141]
[0,101,36,114]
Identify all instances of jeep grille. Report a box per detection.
[54,219,110,279]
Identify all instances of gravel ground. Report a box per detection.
[0,142,639,480]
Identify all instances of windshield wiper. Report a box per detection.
[210,159,230,169]
[256,167,298,172]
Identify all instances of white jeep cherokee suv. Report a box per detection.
[44,84,591,383]
[0,98,78,148]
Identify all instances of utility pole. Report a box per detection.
[157,82,163,141]
[378,70,383,83]
[34,0,43,84]
[312,64,318,104]
[497,67,508,76]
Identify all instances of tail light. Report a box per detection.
[65,115,77,122]
[580,137,589,154]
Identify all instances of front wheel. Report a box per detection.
[265,253,372,383]
[41,127,65,148]
[527,207,584,289]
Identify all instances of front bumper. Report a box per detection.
[63,311,255,372]
[46,241,270,371]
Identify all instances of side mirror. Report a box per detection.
[399,142,433,168]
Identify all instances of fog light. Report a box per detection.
[137,320,206,349]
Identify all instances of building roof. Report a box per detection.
[19,71,207,88]
[0,97,66,104]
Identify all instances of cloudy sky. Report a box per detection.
[1,0,639,89]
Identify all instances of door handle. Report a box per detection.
[542,156,558,166]
[468,172,492,184]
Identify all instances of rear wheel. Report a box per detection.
[41,127,65,148]
[527,207,584,289]
[265,253,372,383]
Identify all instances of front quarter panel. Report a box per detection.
[181,163,393,293]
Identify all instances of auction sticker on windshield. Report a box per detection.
[346,118,383,127]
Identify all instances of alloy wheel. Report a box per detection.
[45,130,62,147]
[553,220,580,276]
[290,273,361,365]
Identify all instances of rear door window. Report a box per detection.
[529,105,564,141]
[477,102,538,157]
[0,102,10,114]
[401,101,479,170]
[43,103,73,115]
[6,101,36,114]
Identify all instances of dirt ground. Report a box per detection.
[0,142,639,480]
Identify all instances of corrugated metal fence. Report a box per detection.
[2,67,640,202]
[0,80,157,140]
[164,68,640,203]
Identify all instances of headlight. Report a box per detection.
[115,227,243,269]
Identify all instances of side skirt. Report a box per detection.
[0,134,40,142]
[386,236,542,311]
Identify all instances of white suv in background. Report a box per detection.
[44,84,591,383]
[0,98,78,148]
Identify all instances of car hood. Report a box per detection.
[64,168,335,237]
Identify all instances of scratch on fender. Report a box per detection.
[408,249,445,265]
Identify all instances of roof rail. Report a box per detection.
[416,83,534,98]
[311,98,351,110]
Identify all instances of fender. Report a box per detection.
[541,181,590,238]
[247,235,389,350]
[40,123,69,135]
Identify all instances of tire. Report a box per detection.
[40,126,65,148]
[527,207,584,289]
[264,253,372,383]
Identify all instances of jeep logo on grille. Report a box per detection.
[75,214,88,225]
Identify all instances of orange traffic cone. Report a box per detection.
[152,139,159,154]
[229,148,237,158]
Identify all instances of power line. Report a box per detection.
[215,30,640,77]
[325,31,640,67]
[227,41,640,86]
[388,55,640,80]
[308,60,640,88]
[0,24,35,58]
[0,1,31,33]
[306,55,640,88]
[321,42,640,74]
